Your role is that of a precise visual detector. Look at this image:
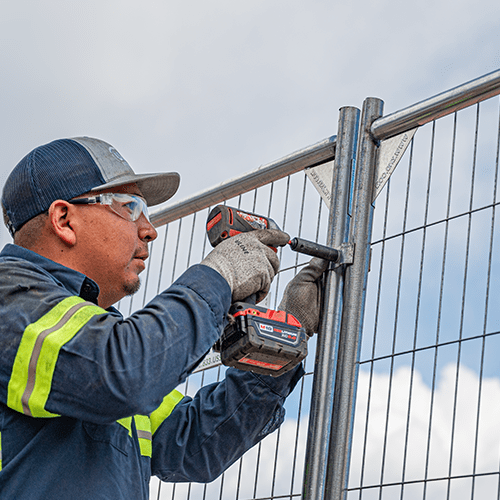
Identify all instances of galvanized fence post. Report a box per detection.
[325,97,384,499]
[302,106,360,500]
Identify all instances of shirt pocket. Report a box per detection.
[83,421,132,457]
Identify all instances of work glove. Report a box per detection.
[278,257,329,336]
[201,229,290,303]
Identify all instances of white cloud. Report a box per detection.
[351,365,500,497]
[152,364,500,499]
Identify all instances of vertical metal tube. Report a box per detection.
[302,106,360,500]
[324,97,384,499]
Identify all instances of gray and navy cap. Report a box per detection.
[2,137,180,236]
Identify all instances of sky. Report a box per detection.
[2,1,500,498]
[1,0,500,245]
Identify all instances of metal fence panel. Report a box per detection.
[349,95,500,500]
[115,71,500,500]
[117,169,332,500]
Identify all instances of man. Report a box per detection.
[0,137,327,499]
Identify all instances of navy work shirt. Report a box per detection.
[0,244,303,499]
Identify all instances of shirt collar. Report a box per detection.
[0,243,100,304]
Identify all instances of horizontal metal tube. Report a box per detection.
[289,237,339,262]
[371,68,500,141]
[150,136,337,227]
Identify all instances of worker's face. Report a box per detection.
[72,183,158,308]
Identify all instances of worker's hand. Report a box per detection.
[201,229,290,303]
[278,257,329,336]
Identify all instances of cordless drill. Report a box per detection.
[206,205,336,377]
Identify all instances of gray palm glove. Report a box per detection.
[278,257,329,336]
[201,229,290,303]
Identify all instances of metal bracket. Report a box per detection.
[305,130,417,206]
[305,160,335,208]
[373,127,417,201]
[334,242,354,268]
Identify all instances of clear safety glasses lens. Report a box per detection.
[69,193,150,223]
[102,193,150,222]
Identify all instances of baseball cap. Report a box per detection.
[2,137,180,236]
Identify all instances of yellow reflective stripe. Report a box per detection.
[150,389,184,435]
[118,398,184,459]
[117,417,133,436]
[134,415,152,457]
[7,296,106,417]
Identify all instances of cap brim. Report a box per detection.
[90,172,180,207]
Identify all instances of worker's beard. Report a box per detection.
[123,277,141,296]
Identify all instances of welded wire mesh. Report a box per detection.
[348,96,500,500]
[117,169,331,500]
[118,80,500,500]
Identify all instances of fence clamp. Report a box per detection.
[333,242,354,268]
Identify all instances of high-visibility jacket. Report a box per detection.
[0,244,303,499]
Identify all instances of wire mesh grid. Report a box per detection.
[116,85,500,500]
[347,96,500,500]
[116,169,332,500]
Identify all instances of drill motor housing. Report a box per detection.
[206,205,280,246]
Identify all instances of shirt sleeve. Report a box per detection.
[0,261,231,423]
[150,364,305,483]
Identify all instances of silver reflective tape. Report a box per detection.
[137,430,152,442]
[21,301,93,416]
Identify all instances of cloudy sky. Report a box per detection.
[1,0,500,239]
[2,1,500,498]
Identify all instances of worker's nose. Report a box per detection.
[137,213,158,242]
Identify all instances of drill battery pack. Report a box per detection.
[214,301,307,377]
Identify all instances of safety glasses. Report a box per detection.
[69,193,150,223]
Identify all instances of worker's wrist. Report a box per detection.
[176,264,232,328]
[251,363,305,398]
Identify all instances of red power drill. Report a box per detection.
[206,205,337,377]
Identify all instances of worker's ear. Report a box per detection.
[48,200,77,246]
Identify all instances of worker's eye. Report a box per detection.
[118,199,143,221]
[122,201,135,213]
[106,194,149,222]
[115,200,135,219]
